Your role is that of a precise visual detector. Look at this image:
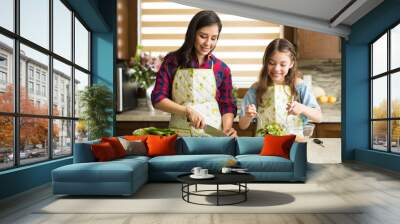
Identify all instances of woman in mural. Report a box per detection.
[239,38,322,136]
[151,10,237,137]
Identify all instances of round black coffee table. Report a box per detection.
[177,173,255,206]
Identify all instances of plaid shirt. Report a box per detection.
[151,52,237,116]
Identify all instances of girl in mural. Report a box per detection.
[239,38,322,136]
[151,10,237,137]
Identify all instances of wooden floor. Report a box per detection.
[1,162,400,224]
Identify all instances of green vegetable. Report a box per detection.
[132,127,176,136]
[257,123,287,136]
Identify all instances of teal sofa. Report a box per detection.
[52,137,307,196]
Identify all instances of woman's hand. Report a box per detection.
[186,106,206,129]
[245,104,258,119]
[286,101,304,116]
[223,127,237,137]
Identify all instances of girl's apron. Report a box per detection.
[169,64,221,136]
[257,85,304,136]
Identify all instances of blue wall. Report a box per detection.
[343,0,400,171]
[92,0,116,136]
[0,158,72,199]
[0,0,116,200]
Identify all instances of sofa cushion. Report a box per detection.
[74,140,100,163]
[147,135,177,157]
[91,142,118,161]
[52,157,149,195]
[53,163,134,183]
[101,137,127,158]
[177,137,236,155]
[236,155,293,172]
[236,137,264,155]
[124,135,148,142]
[148,154,235,172]
[52,158,147,183]
[118,137,147,156]
[260,135,296,159]
[116,155,150,162]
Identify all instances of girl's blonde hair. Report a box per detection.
[256,38,300,106]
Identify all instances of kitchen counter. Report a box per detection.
[117,107,171,122]
[116,107,341,123]
[307,138,341,164]
[116,106,341,137]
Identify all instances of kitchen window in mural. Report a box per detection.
[371,23,400,153]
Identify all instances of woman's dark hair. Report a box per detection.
[256,38,300,106]
[174,10,222,68]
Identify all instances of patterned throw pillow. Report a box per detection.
[118,137,147,156]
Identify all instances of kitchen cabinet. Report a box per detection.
[295,28,341,59]
[284,26,341,60]
[312,122,341,138]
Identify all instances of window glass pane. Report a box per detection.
[0,116,14,170]
[0,0,14,31]
[391,24,400,70]
[20,0,49,49]
[75,120,88,143]
[391,120,400,153]
[372,33,387,76]
[372,77,387,119]
[20,44,49,115]
[53,119,72,158]
[392,72,400,118]
[0,35,14,113]
[53,59,72,117]
[74,69,89,118]
[74,18,89,70]
[372,121,388,151]
[53,0,72,60]
[20,117,49,165]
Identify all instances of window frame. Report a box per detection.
[370,20,400,154]
[0,0,92,171]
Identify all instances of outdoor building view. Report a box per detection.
[0,0,90,170]
[371,27,400,153]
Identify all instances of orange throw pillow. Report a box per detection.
[101,137,126,158]
[124,135,148,142]
[260,134,296,159]
[146,135,177,157]
[91,142,117,161]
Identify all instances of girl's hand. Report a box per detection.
[186,106,205,129]
[286,101,304,116]
[245,104,258,119]
[223,127,237,137]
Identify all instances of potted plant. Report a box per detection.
[127,46,163,111]
[79,84,113,140]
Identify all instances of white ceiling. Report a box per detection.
[172,0,384,38]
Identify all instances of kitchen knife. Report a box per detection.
[204,125,226,137]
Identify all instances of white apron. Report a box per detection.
[169,65,222,136]
[257,85,304,136]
